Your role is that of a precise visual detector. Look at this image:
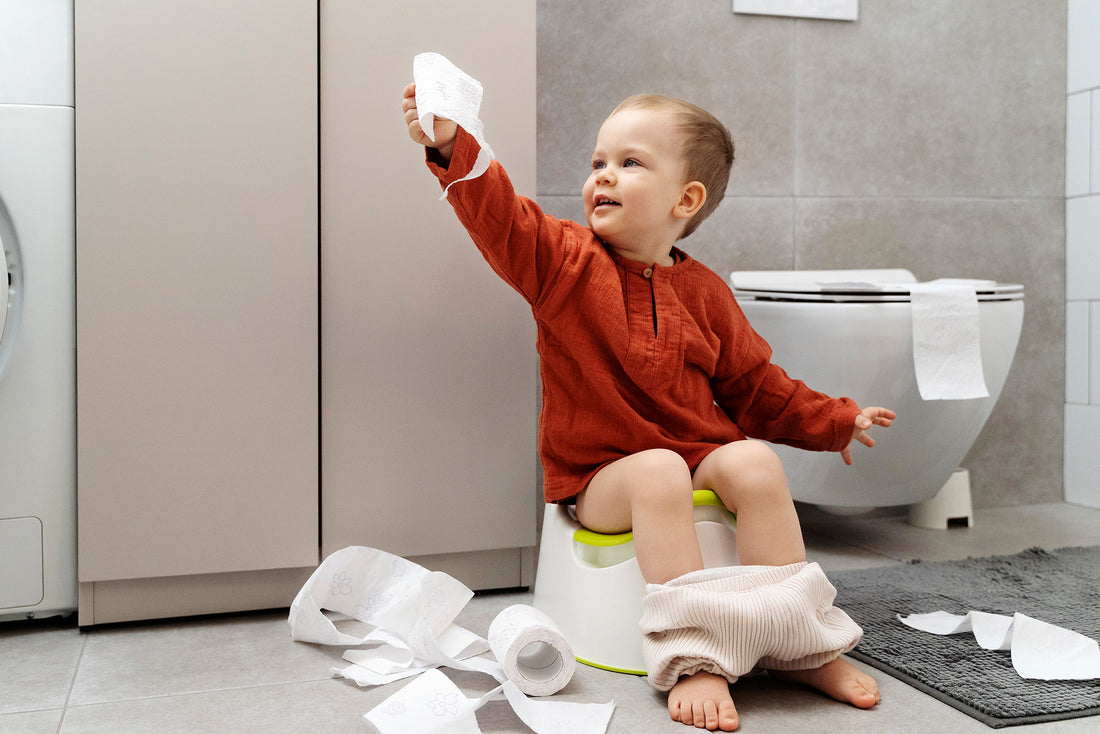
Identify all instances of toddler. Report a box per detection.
[403,84,893,732]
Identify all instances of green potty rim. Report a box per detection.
[572,489,732,547]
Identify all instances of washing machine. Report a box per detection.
[0,0,76,621]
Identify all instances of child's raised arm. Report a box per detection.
[402,82,458,165]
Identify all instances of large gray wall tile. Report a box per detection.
[796,0,1066,197]
[537,0,795,196]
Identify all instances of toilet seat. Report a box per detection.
[731,269,1023,303]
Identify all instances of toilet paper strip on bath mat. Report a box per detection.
[898,610,1100,681]
[413,52,495,199]
[909,279,991,400]
[289,546,613,734]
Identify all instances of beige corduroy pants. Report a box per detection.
[640,561,863,691]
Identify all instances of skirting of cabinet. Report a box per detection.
[77,547,535,626]
[77,567,315,627]
[409,546,536,593]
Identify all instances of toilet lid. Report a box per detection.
[730,269,1023,303]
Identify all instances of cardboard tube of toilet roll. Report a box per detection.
[488,604,576,696]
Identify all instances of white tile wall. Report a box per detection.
[1093,91,1100,190]
[1069,0,1100,93]
[1065,405,1100,506]
[1066,301,1089,403]
[1067,196,1100,299]
[1092,302,1100,398]
[1067,92,1090,196]
[1065,0,1100,508]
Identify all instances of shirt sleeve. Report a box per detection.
[426,127,568,309]
[710,288,860,453]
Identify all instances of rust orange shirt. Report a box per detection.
[429,129,860,503]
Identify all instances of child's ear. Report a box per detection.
[674,181,707,220]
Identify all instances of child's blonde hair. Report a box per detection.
[612,94,735,239]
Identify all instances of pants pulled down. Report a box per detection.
[640,561,862,691]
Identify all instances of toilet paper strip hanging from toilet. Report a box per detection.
[413,52,495,199]
[288,546,614,734]
[908,279,992,401]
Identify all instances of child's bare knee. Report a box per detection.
[742,441,785,480]
[709,441,788,506]
[629,449,693,505]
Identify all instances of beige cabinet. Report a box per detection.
[75,0,320,624]
[75,0,537,624]
[319,0,539,588]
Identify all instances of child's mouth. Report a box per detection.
[594,195,620,209]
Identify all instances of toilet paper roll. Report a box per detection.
[413,52,495,198]
[488,604,576,697]
[909,279,992,400]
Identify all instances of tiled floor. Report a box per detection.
[3,502,1100,733]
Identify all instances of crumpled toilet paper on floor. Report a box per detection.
[289,546,614,734]
[909,279,992,401]
[413,52,495,199]
[898,610,1100,680]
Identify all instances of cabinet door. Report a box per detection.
[76,0,318,582]
[320,0,538,566]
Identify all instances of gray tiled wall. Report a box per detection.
[535,0,1067,508]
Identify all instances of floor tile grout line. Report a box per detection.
[56,626,88,732]
[59,674,344,711]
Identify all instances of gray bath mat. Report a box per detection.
[829,546,1100,728]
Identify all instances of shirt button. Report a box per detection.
[643,267,653,279]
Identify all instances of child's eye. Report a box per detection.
[623,158,640,167]
[591,160,606,170]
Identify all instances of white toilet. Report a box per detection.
[730,269,1024,513]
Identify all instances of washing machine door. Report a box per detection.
[0,198,22,380]
[0,232,7,344]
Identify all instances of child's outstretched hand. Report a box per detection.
[402,82,458,163]
[840,406,896,465]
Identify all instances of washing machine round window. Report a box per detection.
[0,197,24,381]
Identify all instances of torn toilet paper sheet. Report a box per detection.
[362,669,614,734]
[289,546,613,733]
[898,610,1100,680]
[909,279,992,401]
[413,52,495,198]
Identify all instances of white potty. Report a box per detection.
[532,490,737,674]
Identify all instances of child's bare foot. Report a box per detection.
[668,670,739,731]
[770,657,880,708]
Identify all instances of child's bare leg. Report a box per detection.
[576,449,702,584]
[692,440,805,566]
[694,441,879,709]
[576,449,738,731]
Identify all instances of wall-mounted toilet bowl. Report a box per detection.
[730,269,1024,512]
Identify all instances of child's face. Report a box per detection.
[582,107,693,255]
